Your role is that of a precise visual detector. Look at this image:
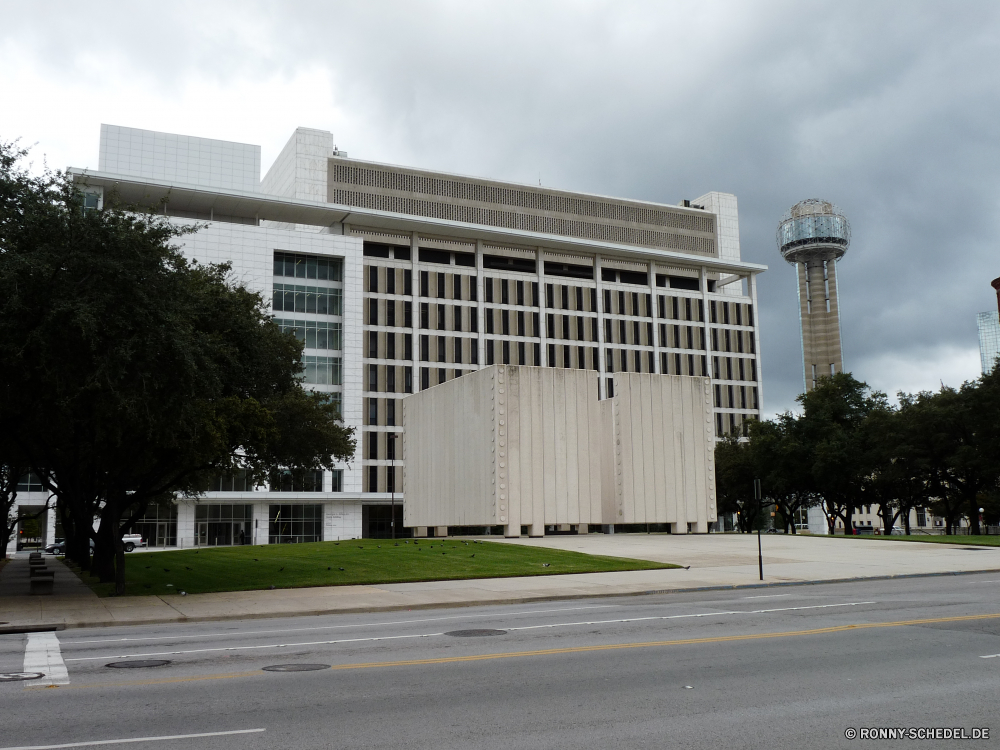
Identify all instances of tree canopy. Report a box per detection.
[715,371,1000,535]
[0,141,355,591]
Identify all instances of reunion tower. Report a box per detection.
[777,200,851,392]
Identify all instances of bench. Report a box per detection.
[29,567,53,578]
[28,552,42,559]
[29,558,46,567]
[30,578,54,595]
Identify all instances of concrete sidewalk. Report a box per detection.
[1,535,998,631]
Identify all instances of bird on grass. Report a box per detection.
[145,566,151,569]
[328,567,331,570]
[470,554,475,558]
[163,569,170,572]
[185,567,193,571]
[253,558,259,562]
[278,567,284,572]
[339,567,345,571]
[542,563,550,567]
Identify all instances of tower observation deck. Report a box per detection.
[777,199,851,391]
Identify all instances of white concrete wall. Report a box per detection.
[694,191,743,297]
[260,127,333,202]
[402,366,603,534]
[99,124,260,192]
[605,373,717,532]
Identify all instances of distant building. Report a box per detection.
[977,277,1000,374]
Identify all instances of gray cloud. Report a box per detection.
[4,0,999,413]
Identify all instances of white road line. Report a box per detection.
[742,594,792,599]
[64,601,876,662]
[980,653,1000,659]
[0,728,265,750]
[62,605,619,645]
[23,633,69,687]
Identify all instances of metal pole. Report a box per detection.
[755,478,763,581]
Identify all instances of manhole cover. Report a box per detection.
[262,664,330,672]
[444,629,508,637]
[0,672,44,682]
[105,660,171,669]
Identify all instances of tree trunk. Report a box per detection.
[903,507,912,536]
[114,537,126,595]
[968,497,981,535]
[843,505,855,535]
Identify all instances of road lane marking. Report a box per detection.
[742,594,791,599]
[980,653,1000,658]
[0,728,265,749]
[63,602,874,662]
[23,633,69,688]
[53,611,1000,690]
[62,605,619,645]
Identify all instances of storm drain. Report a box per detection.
[106,660,171,669]
[0,672,44,682]
[262,664,330,672]
[444,629,508,637]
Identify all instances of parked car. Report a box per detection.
[45,538,94,555]
[122,533,145,552]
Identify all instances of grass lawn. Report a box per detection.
[816,533,1000,548]
[74,539,680,597]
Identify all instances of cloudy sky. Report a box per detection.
[3,0,998,416]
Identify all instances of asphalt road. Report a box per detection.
[2,574,999,749]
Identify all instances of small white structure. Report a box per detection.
[403,365,716,536]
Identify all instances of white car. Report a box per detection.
[122,533,145,552]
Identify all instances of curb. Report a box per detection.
[6,567,1000,631]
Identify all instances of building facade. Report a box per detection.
[21,124,769,549]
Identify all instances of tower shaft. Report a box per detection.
[797,258,843,391]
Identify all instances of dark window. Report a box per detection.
[387,399,396,426]
[386,268,396,295]
[563,347,571,368]
[546,284,554,308]
[486,340,495,365]
[618,291,625,315]
[603,289,612,313]
[369,298,379,326]
[469,277,477,302]
[368,266,379,293]
[368,466,378,492]
[437,305,446,330]
[534,343,541,365]
[368,364,378,392]
[562,316,570,340]
[405,366,413,393]
[437,273,446,299]
[454,306,463,332]
[501,279,509,305]
[561,286,569,310]
[420,270,429,297]
[591,318,598,341]
[363,243,391,258]
[420,335,429,361]
[601,267,617,283]
[419,248,451,265]
[485,278,493,303]
[368,435,378,460]
[404,301,412,327]
[454,251,475,267]
[516,280,525,305]
[386,334,395,360]
[544,262,594,280]
[518,341,526,365]
[421,367,429,390]
[420,303,429,329]
[438,368,446,384]
[471,343,479,364]
[548,343,556,366]
[386,301,396,327]
[404,269,412,295]
[454,275,462,300]
[533,312,540,336]
[669,276,700,291]
[454,337,463,364]
[502,340,510,364]
[619,320,626,344]
[483,254,536,273]
[486,309,494,334]
[502,310,510,335]
[576,287,583,310]
[437,337,446,362]
[386,367,396,392]
[368,399,378,425]
[532,281,539,306]
[368,331,378,358]
[405,334,413,360]
[518,310,525,336]
[547,314,555,339]
[619,270,648,286]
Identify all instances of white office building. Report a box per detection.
[5,124,769,551]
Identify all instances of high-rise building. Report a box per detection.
[46,124,767,547]
[777,200,851,391]
[977,277,1000,374]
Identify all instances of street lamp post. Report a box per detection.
[754,478,763,581]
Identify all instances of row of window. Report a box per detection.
[713,356,758,383]
[273,284,343,315]
[363,263,753,326]
[715,384,760,410]
[302,356,342,385]
[275,319,343,351]
[274,252,344,282]
[201,469,345,493]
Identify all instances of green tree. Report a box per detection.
[0,141,355,592]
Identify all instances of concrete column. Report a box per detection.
[671,522,687,535]
[475,240,486,369]
[748,272,764,415]
[650,262,662,373]
[528,523,544,538]
[45,505,57,547]
[595,255,607,398]
[414,526,428,538]
[434,526,448,538]
[177,501,196,549]
[577,523,588,534]
[536,248,548,366]
[252,502,270,545]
